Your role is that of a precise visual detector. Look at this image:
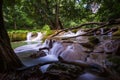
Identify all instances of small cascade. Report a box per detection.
[100,28,104,35]
[108,31,112,36]
[61,31,75,37]
[32,32,43,41]
[27,32,32,41]
[41,39,50,48]
[76,29,86,36]
[26,32,43,42]
[50,41,64,56]
[94,32,96,36]
[107,32,112,39]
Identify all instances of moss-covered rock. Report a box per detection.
[43,62,83,80]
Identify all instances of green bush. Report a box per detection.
[8,32,27,42]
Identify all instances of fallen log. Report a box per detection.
[17,56,102,72]
[50,18,120,39]
[51,22,104,37]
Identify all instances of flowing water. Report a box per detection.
[11,30,120,77]
[12,30,115,65]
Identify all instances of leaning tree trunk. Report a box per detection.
[0,0,23,72]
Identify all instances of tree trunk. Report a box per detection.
[0,0,23,72]
[55,0,63,30]
[41,0,63,30]
[14,21,17,30]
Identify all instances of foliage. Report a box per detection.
[3,0,120,30]
[3,0,96,30]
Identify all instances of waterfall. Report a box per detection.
[60,31,75,37]
[76,29,86,36]
[94,32,96,36]
[27,32,32,41]
[100,28,104,35]
[26,32,43,42]
[50,41,64,56]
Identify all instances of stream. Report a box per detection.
[11,30,120,80]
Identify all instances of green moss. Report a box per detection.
[47,62,83,79]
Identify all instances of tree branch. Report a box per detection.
[50,22,104,37]
[50,18,120,39]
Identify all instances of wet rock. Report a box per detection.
[30,50,46,58]
[60,43,87,61]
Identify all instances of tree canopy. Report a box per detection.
[3,0,120,30]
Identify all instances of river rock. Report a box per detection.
[29,50,46,58]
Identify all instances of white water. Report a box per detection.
[61,31,76,37]
[14,43,41,54]
[50,41,64,56]
[100,28,104,35]
[27,32,32,41]
[26,32,43,43]
[58,30,86,38]
[76,29,86,35]
[14,41,58,66]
